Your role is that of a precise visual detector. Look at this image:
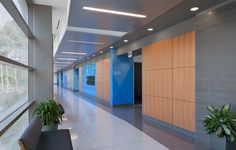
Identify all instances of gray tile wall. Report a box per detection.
[196,1,236,147]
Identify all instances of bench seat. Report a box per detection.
[18,117,73,150]
[37,129,73,150]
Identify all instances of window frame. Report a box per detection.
[0,0,35,137]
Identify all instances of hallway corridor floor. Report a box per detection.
[54,86,196,150]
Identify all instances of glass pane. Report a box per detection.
[13,0,29,24]
[0,61,28,121]
[0,111,29,150]
[0,3,28,65]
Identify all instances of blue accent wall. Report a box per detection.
[110,49,134,105]
[73,67,79,91]
[62,72,68,88]
[56,72,59,85]
[82,63,96,96]
[60,72,63,86]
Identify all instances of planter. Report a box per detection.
[42,124,58,131]
[210,134,236,150]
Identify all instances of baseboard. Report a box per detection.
[79,92,111,107]
[143,115,195,140]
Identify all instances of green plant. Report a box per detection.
[33,100,65,127]
[203,104,236,142]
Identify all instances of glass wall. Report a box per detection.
[0,61,28,121]
[13,0,29,23]
[0,3,28,65]
[0,111,29,150]
[0,1,30,149]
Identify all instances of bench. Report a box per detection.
[18,117,73,150]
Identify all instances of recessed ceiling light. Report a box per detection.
[83,7,147,18]
[61,52,87,55]
[147,28,154,31]
[208,11,213,15]
[100,51,103,54]
[57,58,77,61]
[190,7,199,12]
[110,46,114,49]
[68,40,105,45]
[124,39,128,43]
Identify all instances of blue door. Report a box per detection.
[73,68,79,91]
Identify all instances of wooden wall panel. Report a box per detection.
[96,56,110,102]
[154,97,173,124]
[173,67,195,102]
[153,69,172,98]
[173,99,195,132]
[150,39,173,69]
[143,31,195,132]
[143,38,173,124]
[173,31,195,68]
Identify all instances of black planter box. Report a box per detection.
[210,134,236,150]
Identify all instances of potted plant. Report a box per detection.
[33,99,65,131]
[203,104,236,150]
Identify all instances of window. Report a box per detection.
[0,61,28,121]
[0,111,29,150]
[13,0,29,24]
[0,0,31,146]
[0,3,28,65]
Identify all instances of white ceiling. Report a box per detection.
[33,0,68,35]
[33,0,67,9]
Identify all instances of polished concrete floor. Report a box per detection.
[54,86,197,150]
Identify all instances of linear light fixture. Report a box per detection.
[55,65,68,67]
[83,7,147,18]
[67,26,127,37]
[61,52,87,55]
[57,58,77,61]
[68,40,105,45]
[54,62,71,64]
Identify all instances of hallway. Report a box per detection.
[54,86,168,150]
[54,86,198,150]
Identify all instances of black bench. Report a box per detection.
[18,117,73,150]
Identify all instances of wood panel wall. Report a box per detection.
[96,57,110,102]
[143,31,195,132]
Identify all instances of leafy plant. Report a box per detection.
[203,104,236,142]
[33,100,65,127]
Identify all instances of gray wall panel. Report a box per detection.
[196,1,236,147]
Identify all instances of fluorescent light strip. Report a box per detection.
[56,65,68,67]
[68,40,104,45]
[57,58,77,61]
[61,52,87,55]
[67,26,127,37]
[83,7,146,18]
[55,62,71,64]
